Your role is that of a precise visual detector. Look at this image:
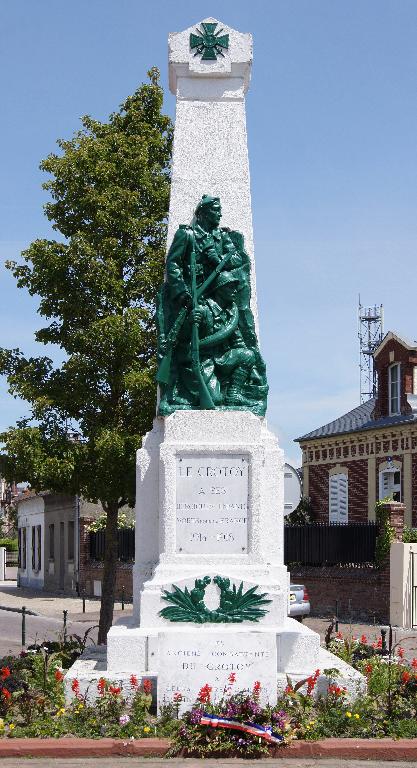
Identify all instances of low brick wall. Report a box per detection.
[290,564,389,623]
[79,561,133,601]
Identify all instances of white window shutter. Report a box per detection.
[329,473,348,523]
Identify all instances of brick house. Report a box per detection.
[296,332,417,528]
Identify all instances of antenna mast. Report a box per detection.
[358,297,384,403]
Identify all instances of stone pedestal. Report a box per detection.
[100,412,363,711]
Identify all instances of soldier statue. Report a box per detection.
[156,195,268,416]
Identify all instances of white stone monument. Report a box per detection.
[67,18,363,709]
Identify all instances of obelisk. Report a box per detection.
[167,18,259,334]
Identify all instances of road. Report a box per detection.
[0,608,98,656]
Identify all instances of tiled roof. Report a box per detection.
[296,398,417,442]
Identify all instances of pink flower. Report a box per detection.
[173,692,183,703]
[228,672,236,684]
[119,714,130,726]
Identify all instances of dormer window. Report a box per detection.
[389,363,400,415]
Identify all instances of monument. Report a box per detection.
[67,18,363,710]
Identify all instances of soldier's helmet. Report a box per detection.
[211,270,239,292]
[195,194,221,217]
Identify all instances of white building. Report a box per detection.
[17,494,45,589]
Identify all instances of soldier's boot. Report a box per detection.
[225,366,251,406]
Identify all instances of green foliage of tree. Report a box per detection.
[285,496,315,526]
[0,68,173,642]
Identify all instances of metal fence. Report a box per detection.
[89,523,378,567]
[89,528,135,562]
[284,522,379,566]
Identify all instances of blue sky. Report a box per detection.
[1,0,416,466]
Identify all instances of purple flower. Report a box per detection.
[119,714,130,726]
[189,708,203,724]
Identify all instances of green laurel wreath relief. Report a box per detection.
[159,575,271,623]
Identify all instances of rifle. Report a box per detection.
[190,243,215,409]
[156,234,237,385]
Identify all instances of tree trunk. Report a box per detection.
[98,501,119,644]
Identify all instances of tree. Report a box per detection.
[0,68,173,643]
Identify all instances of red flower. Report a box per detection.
[1,688,11,700]
[377,637,382,648]
[252,680,262,699]
[109,685,121,696]
[364,663,373,678]
[54,669,64,682]
[360,634,367,645]
[198,683,212,704]
[129,674,138,688]
[411,658,417,669]
[401,671,411,683]
[173,692,183,702]
[1,667,11,679]
[143,679,152,694]
[71,678,80,693]
[97,677,107,695]
[284,684,293,694]
[228,672,236,684]
[336,631,343,639]
[397,647,405,659]
[328,684,343,696]
[306,669,320,696]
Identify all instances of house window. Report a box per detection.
[329,472,348,523]
[389,363,400,415]
[31,527,36,571]
[49,524,55,560]
[68,521,75,561]
[36,525,42,571]
[379,469,401,502]
[22,528,27,570]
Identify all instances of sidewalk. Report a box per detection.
[0,581,131,623]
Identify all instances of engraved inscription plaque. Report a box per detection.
[157,631,277,714]
[176,454,249,554]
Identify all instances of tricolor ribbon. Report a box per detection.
[200,713,283,744]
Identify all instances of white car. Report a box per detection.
[289,583,310,620]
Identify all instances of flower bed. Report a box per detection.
[0,629,416,757]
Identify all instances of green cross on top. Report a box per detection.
[190,22,229,61]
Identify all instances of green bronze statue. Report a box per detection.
[156,195,268,416]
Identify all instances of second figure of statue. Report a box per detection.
[156,195,268,417]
